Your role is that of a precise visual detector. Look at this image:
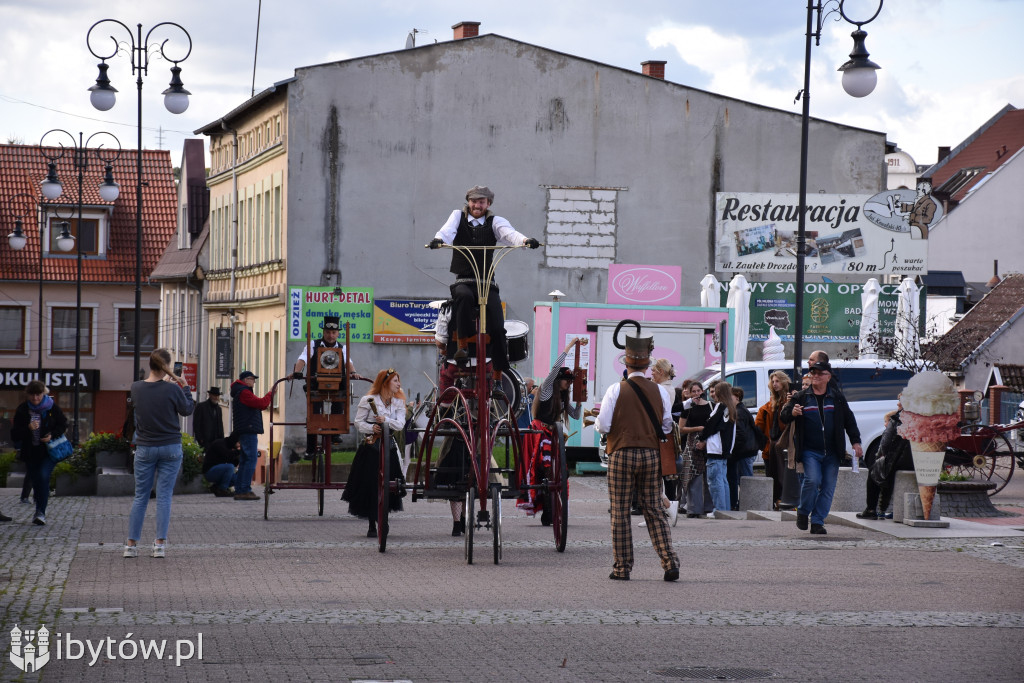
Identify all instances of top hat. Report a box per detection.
[207,386,221,395]
[612,319,653,368]
[322,316,341,331]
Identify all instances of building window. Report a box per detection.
[52,307,93,355]
[50,218,100,255]
[0,306,26,352]
[117,308,158,355]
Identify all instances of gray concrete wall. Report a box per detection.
[281,35,886,434]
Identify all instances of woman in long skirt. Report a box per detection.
[343,368,406,538]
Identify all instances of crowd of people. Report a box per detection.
[2,183,918,581]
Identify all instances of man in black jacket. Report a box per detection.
[193,387,224,451]
[203,432,241,497]
[780,361,862,535]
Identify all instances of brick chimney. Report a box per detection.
[937,146,951,163]
[453,22,480,40]
[641,60,666,79]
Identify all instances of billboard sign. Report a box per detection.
[288,286,374,343]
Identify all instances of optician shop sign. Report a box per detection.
[716,281,927,342]
[289,286,374,343]
[0,369,100,391]
[714,191,941,275]
[607,264,681,305]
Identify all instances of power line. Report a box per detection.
[0,93,194,136]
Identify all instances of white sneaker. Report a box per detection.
[152,543,165,558]
[123,544,138,558]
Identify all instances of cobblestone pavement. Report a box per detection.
[2,475,1023,682]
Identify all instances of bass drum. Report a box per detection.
[504,319,530,363]
[495,367,527,420]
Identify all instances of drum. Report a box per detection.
[496,367,528,420]
[504,319,530,362]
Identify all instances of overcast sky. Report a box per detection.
[1,0,1021,171]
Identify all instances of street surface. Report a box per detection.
[2,472,1023,682]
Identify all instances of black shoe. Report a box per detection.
[454,347,469,367]
[213,487,234,498]
[686,513,700,518]
[367,522,377,538]
[452,520,463,536]
[664,567,680,582]
[630,506,643,516]
[609,572,630,581]
[855,509,878,520]
[796,513,809,531]
[540,508,552,526]
[810,524,827,535]
[0,512,12,522]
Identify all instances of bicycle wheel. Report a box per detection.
[464,485,475,565]
[551,427,568,552]
[491,483,502,565]
[377,440,391,553]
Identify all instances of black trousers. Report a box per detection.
[450,281,508,372]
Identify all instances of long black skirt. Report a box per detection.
[342,439,404,521]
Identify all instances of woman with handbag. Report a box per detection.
[342,368,406,539]
[696,382,737,513]
[10,380,68,526]
[755,370,791,510]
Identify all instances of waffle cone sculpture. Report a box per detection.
[897,372,961,520]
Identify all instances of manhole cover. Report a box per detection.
[651,666,777,680]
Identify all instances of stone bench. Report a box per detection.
[741,466,867,512]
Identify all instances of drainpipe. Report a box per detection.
[221,121,239,300]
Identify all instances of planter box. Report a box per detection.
[285,462,351,483]
[55,473,98,496]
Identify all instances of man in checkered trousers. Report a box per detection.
[595,321,680,582]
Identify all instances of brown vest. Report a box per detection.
[606,377,664,453]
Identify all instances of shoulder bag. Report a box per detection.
[625,379,679,484]
[47,435,74,462]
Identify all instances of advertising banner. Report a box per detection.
[717,281,926,342]
[181,362,198,392]
[715,191,941,275]
[373,299,438,344]
[215,328,233,379]
[0,368,100,391]
[288,286,374,343]
[607,264,682,305]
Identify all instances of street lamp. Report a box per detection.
[37,130,122,444]
[6,193,75,373]
[86,19,192,382]
[793,0,883,378]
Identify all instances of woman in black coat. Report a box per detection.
[10,380,68,526]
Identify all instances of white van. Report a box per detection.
[687,359,917,460]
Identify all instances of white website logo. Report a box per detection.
[10,624,51,673]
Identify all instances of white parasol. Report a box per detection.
[726,273,751,362]
[700,273,721,308]
[895,277,921,360]
[858,278,882,359]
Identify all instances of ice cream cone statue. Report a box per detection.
[897,371,961,519]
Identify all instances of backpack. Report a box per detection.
[731,408,765,459]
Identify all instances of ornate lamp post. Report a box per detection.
[36,130,121,444]
[793,0,883,378]
[6,193,75,373]
[86,19,192,382]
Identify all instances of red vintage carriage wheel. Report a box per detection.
[946,425,1015,495]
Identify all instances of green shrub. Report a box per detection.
[0,450,17,487]
[180,433,203,484]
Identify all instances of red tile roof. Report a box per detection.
[0,144,177,284]
[926,107,1024,203]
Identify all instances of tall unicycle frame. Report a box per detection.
[411,242,529,564]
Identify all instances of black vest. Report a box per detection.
[449,212,496,278]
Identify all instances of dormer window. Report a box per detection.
[45,212,109,257]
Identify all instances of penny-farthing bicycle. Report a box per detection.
[411,242,528,564]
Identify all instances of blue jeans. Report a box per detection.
[706,458,730,512]
[798,449,840,525]
[204,463,235,490]
[233,433,258,494]
[28,455,57,517]
[128,443,182,542]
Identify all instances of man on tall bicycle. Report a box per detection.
[428,185,540,393]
